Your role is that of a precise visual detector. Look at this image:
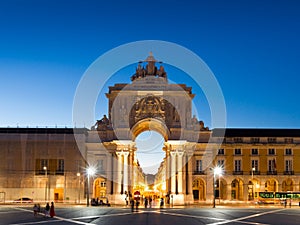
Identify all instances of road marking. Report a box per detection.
[207,208,285,225]
[13,207,94,225]
[71,211,141,220]
[153,210,226,221]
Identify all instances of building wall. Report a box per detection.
[0,128,87,203]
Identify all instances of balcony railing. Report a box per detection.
[284,171,294,175]
[233,171,243,175]
[250,170,260,175]
[35,170,64,175]
[55,170,64,175]
[193,171,205,175]
[267,171,277,175]
[35,170,49,175]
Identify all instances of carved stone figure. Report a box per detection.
[91,115,110,131]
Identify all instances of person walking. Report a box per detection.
[33,204,38,217]
[130,199,135,212]
[160,197,164,209]
[44,203,50,217]
[50,202,55,218]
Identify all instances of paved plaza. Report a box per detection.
[1,204,300,225]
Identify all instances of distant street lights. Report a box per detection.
[86,167,96,207]
[213,166,223,208]
[43,166,47,202]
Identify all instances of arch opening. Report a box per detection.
[135,130,165,176]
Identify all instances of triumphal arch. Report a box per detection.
[86,53,211,205]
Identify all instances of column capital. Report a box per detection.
[170,151,176,157]
[116,151,129,157]
[177,150,184,157]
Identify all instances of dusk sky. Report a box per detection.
[1,0,300,173]
[1,0,300,129]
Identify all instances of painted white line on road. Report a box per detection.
[154,210,226,221]
[207,208,285,225]
[71,211,139,220]
[13,207,94,225]
[10,220,61,225]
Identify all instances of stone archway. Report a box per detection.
[131,118,170,142]
[88,54,208,205]
[231,178,244,200]
[219,178,227,200]
[192,178,206,201]
[282,178,294,192]
[265,179,278,192]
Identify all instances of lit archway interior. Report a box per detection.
[135,130,165,175]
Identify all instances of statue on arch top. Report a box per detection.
[91,115,110,131]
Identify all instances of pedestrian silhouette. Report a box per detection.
[50,202,55,218]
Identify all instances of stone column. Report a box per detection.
[116,152,123,194]
[226,183,232,200]
[243,183,249,201]
[177,151,183,194]
[123,152,129,194]
[187,156,193,195]
[106,153,112,195]
[170,151,176,194]
[166,151,170,194]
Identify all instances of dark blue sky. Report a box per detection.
[1,0,300,128]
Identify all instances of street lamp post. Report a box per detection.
[86,167,95,207]
[77,173,80,204]
[252,167,255,180]
[213,166,223,208]
[213,172,216,208]
[43,166,47,202]
[252,167,255,200]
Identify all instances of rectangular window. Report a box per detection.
[285,160,292,172]
[268,159,276,171]
[75,160,81,172]
[285,148,292,155]
[196,160,202,172]
[234,137,243,143]
[251,149,258,155]
[251,137,260,143]
[217,160,224,167]
[268,148,275,155]
[234,160,241,172]
[268,137,276,143]
[41,159,48,169]
[58,159,64,172]
[251,160,258,171]
[98,159,104,172]
[218,149,224,155]
[234,148,241,155]
[285,138,293,144]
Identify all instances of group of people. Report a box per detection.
[125,194,165,212]
[33,201,55,218]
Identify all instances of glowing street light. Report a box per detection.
[43,166,47,202]
[86,167,96,207]
[213,166,223,208]
[77,172,81,204]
